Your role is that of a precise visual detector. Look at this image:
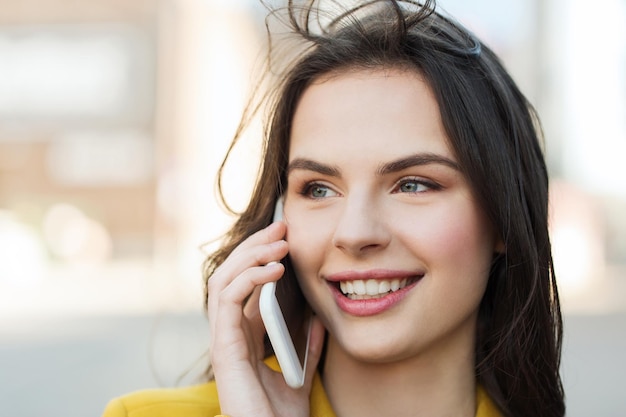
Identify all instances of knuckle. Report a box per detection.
[217,288,231,304]
[253,246,271,264]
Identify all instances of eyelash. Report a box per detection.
[298,177,441,199]
[300,182,337,199]
[393,177,441,194]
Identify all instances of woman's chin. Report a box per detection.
[328,332,412,365]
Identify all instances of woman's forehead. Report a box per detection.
[288,67,454,163]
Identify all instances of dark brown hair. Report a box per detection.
[204,1,564,416]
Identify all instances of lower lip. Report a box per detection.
[329,279,420,317]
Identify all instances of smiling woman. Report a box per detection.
[103,1,564,416]
[285,70,499,377]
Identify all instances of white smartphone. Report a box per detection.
[259,197,312,388]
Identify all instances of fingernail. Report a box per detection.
[266,261,282,271]
[270,240,286,249]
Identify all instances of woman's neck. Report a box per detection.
[321,333,477,417]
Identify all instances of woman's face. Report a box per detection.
[284,68,498,363]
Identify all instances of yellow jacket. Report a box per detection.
[102,357,502,417]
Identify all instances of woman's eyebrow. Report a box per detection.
[287,158,341,176]
[377,153,460,175]
[287,153,459,177]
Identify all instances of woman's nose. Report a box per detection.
[331,195,391,256]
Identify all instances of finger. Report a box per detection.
[209,262,285,351]
[243,286,268,359]
[207,239,287,329]
[229,221,286,257]
[208,238,287,301]
[208,225,288,292]
[218,262,284,307]
[206,222,287,359]
[302,315,326,390]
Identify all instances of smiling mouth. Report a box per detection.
[337,277,421,300]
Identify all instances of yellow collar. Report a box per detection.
[265,356,502,417]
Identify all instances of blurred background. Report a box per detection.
[0,0,624,415]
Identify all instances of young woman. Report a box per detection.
[103,1,564,416]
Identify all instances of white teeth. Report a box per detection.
[353,280,366,295]
[338,278,414,299]
[365,279,379,295]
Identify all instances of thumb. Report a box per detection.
[302,315,326,389]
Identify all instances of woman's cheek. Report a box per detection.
[420,204,496,300]
[286,217,312,272]
[419,200,494,257]
[287,216,329,301]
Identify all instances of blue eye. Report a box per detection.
[399,181,426,193]
[303,183,337,199]
[396,178,438,193]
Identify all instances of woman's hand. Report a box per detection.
[207,221,326,417]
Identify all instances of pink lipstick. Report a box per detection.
[325,269,423,316]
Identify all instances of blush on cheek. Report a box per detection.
[418,204,495,269]
[433,217,482,254]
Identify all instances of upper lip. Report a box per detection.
[325,269,424,282]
